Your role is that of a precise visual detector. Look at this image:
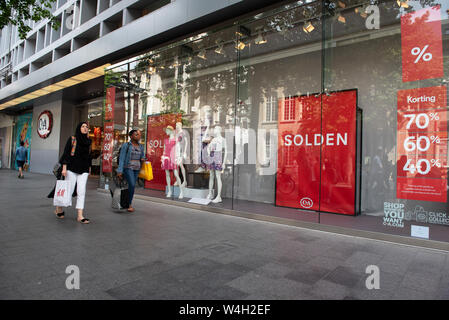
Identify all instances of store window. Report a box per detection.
[101,0,449,244]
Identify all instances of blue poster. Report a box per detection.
[15,113,32,169]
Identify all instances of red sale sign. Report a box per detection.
[105,87,115,121]
[401,6,443,82]
[397,86,448,203]
[102,122,114,173]
[276,90,357,215]
[145,113,182,191]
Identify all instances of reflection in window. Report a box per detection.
[265,96,278,122]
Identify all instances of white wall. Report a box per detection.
[30,92,63,174]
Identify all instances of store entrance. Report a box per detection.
[276,89,362,215]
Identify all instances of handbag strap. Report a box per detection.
[70,136,77,156]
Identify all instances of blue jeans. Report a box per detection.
[123,168,140,206]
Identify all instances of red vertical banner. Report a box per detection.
[105,87,115,121]
[397,86,448,203]
[276,90,357,215]
[145,113,182,190]
[102,122,114,173]
[320,91,357,215]
[276,95,320,211]
[401,6,443,82]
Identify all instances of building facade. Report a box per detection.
[1,0,449,247]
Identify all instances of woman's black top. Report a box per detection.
[60,136,92,174]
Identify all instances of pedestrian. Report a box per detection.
[15,141,28,179]
[54,122,92,224]
[116,129,145,212]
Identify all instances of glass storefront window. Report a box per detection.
[101,0,449,244]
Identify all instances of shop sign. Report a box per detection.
[37,110,53,139]
[397,86,447,203]
[406,205,449,226]
[276,90,357,215]
[145,113,182,191]
[102,122,114,173]
[383,202,405,228]
[401,6,443,82]
[105,87,115,121]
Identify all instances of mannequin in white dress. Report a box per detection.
[161,126,184,198]
[206,126,227,203]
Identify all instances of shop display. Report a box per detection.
[206,126,227,203]
[276,90,360,215]
[161,125,184,198]
[100,0,449,244]
[173,122,187,188]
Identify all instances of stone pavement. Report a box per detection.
[0,169,448,300]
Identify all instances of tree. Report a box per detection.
[0,0,60,40]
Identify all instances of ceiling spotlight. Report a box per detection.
[159,65,165,70]
[235,41,246,50]
[338,1,346,8]
[254,29,267,44]
[397,0,409,8]
[337,14,346,24]
[215,40,225,55]
[355,6,368,18]
[197,49,207,60]
[303,21,315,33]
[148,66,156,74]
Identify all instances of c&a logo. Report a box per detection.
[300,197,313,209]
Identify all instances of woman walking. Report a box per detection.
[54,122,92,224]
[117,129,145,212]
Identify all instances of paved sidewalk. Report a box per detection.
[0,169,448,300]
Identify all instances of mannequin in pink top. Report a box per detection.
[161,125,184,198]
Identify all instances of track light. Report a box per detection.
[235,41,246,50]
[197,49,207,60]
[215,40,225,55]
[397,0,409,8]
[337,14,346,24]
[303,21,315,33]
[254,29,267,44]
[355,6,368,18]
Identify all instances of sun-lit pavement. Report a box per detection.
[0,169,448,300]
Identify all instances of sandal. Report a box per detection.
[54,210,65,219]
[127,207,135,212]
[77,218,90,224]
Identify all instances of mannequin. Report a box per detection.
[161,125,184,198]
[195,105,213,173]
[173,122,187,188]
[206,126,227,203]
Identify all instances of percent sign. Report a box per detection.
[431,159,441,167]
[429,112,439,120]
[430,135,441,143]
[411,45,432,63]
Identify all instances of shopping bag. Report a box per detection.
[120,188,130,209]
[111,177,129,210]
[138,161,153,181]
[53,180,72,207]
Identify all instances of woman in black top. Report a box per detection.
[54,122,92,224]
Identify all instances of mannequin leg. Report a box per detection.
[212,171,222,203]
[165,170,172,197]
[207,170,215,200]
[179,163,187,187]
[174,169,184,199]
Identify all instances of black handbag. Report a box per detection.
[120,188,130,209]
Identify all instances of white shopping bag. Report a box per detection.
[53,180,72,207]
